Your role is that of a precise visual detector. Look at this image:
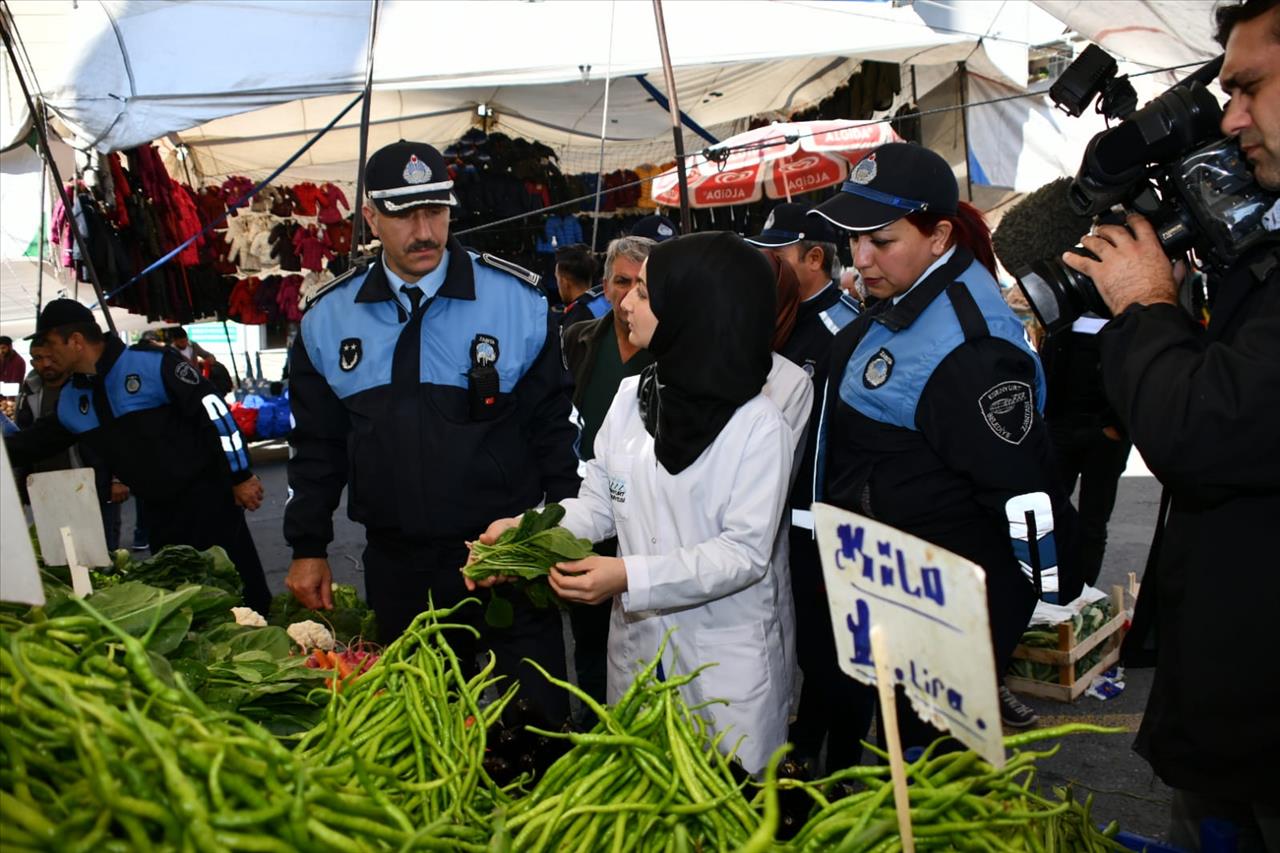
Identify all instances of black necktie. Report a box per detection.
[402,285,424,316]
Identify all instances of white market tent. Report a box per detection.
[0,0,1227,329]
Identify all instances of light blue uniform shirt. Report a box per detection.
[385,249,451,315]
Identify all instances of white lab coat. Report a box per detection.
[560,366,806,773]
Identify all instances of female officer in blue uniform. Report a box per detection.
[808,144,1079,742]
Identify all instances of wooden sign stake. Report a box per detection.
[871,624,916,853]
[60,526,93,599]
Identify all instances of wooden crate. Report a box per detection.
[1005,585,1128,702]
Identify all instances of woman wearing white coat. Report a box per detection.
[470,232,803,774]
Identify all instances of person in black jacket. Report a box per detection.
[993,180,1130,587]
[809,144,1079,744]
[555,243,607,328]
[559,234,655,707]
[5,300,270,610]
[1060,2,1280,843]
[746,203,866,772]
[284,141,580,727]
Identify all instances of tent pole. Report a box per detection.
[1,17,117,334]
[350,0,381,262]
[959,61,973,203]
[35,142,46,311]
[652,0,692,234]
[591,0,618,253]
[222,321,241,388]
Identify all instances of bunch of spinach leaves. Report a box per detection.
[461,504,595,627]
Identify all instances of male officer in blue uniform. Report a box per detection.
[746,202,863,772]
[284,140,580,725]
[5,299,271,610]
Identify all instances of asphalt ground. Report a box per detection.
[115,448,1174,842]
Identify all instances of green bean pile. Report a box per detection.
[766,725,1131,852]
[501,638,760,853]
[0,598,496,851]
[294,599,518,838]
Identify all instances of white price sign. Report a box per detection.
[813,502,1005,768]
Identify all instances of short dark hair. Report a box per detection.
[1215,0,1280,46]
[0,336,11,346]
[171,326,189,340]
[554,244,597,287]
[797,240,840,279]
[47,322,105,345]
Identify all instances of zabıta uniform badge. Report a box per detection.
[125,374,141,394]
[403,155,430,185]
[339,338,362,372]
[850,153,877,185]
[862,347,894,389]
[979,381,1034,444]
[471,334,499,367]
[78,396,90,415]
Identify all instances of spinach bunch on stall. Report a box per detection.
[105,544,243,600]
[461,503,595,627]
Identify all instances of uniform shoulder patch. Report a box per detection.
[839,292,862,315]
[978,380,1034,445]
[301,261,369,312]
[477,253,542,289]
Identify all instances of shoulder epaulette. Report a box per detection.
[301,261,369,313]
[839,292,862,315]
[477,252,542,289]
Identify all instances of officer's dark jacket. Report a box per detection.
[560,288,609,329]
[1104,245,1280,800]
[5,336,251,500]
[816,249,1077,668]
[285,239,580,558]
[778,282,859,514]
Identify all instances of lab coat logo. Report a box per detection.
[862,347,894,389]
[78,395,90,415]
[403,155,431,185]
[174,362,201,385]
[851,154,877,185]
[608,473,627,505]
[471,334,499,367]
[124,374,141,394]
[339,338,362,372]
[979,381,1033,445]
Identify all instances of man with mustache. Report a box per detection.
[1061,0,1280,844]
[284,141,580,727]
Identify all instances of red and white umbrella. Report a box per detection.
[652,119,899,209]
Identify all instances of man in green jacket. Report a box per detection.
[559,234,654,707]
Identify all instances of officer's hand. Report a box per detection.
[549,556,627,606]
[461,516,521,591]
[286,558,334,610]
[1061,214,1178,315]
[109,480,130,503]
[233,475,264,511]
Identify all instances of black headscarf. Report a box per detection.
[636,232,777,474]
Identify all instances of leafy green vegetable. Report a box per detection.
[462,504,596,625]
[267,583,377,647]
[104,545,244,600]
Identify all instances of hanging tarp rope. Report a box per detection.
[590,0,618,253]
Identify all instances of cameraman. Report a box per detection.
[1063,0,1279,846]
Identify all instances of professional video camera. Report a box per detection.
[1015,45,1278,334]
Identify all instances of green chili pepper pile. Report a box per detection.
[758,725,1130,853]
[501,635,760,852]
[2,584,1141,852]
[294,598,517,838]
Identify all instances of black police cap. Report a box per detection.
[26,298,97,341]
[365,140,456,214]
[746,202,839,248]
[630,214,678,243]
[810,143,959,232]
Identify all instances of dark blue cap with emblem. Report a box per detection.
[365,140,456,213]
[809,142,958,232]
[630,214,678,243]
[746,202,839,248]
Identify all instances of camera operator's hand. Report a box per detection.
[1062,214,1179,315]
